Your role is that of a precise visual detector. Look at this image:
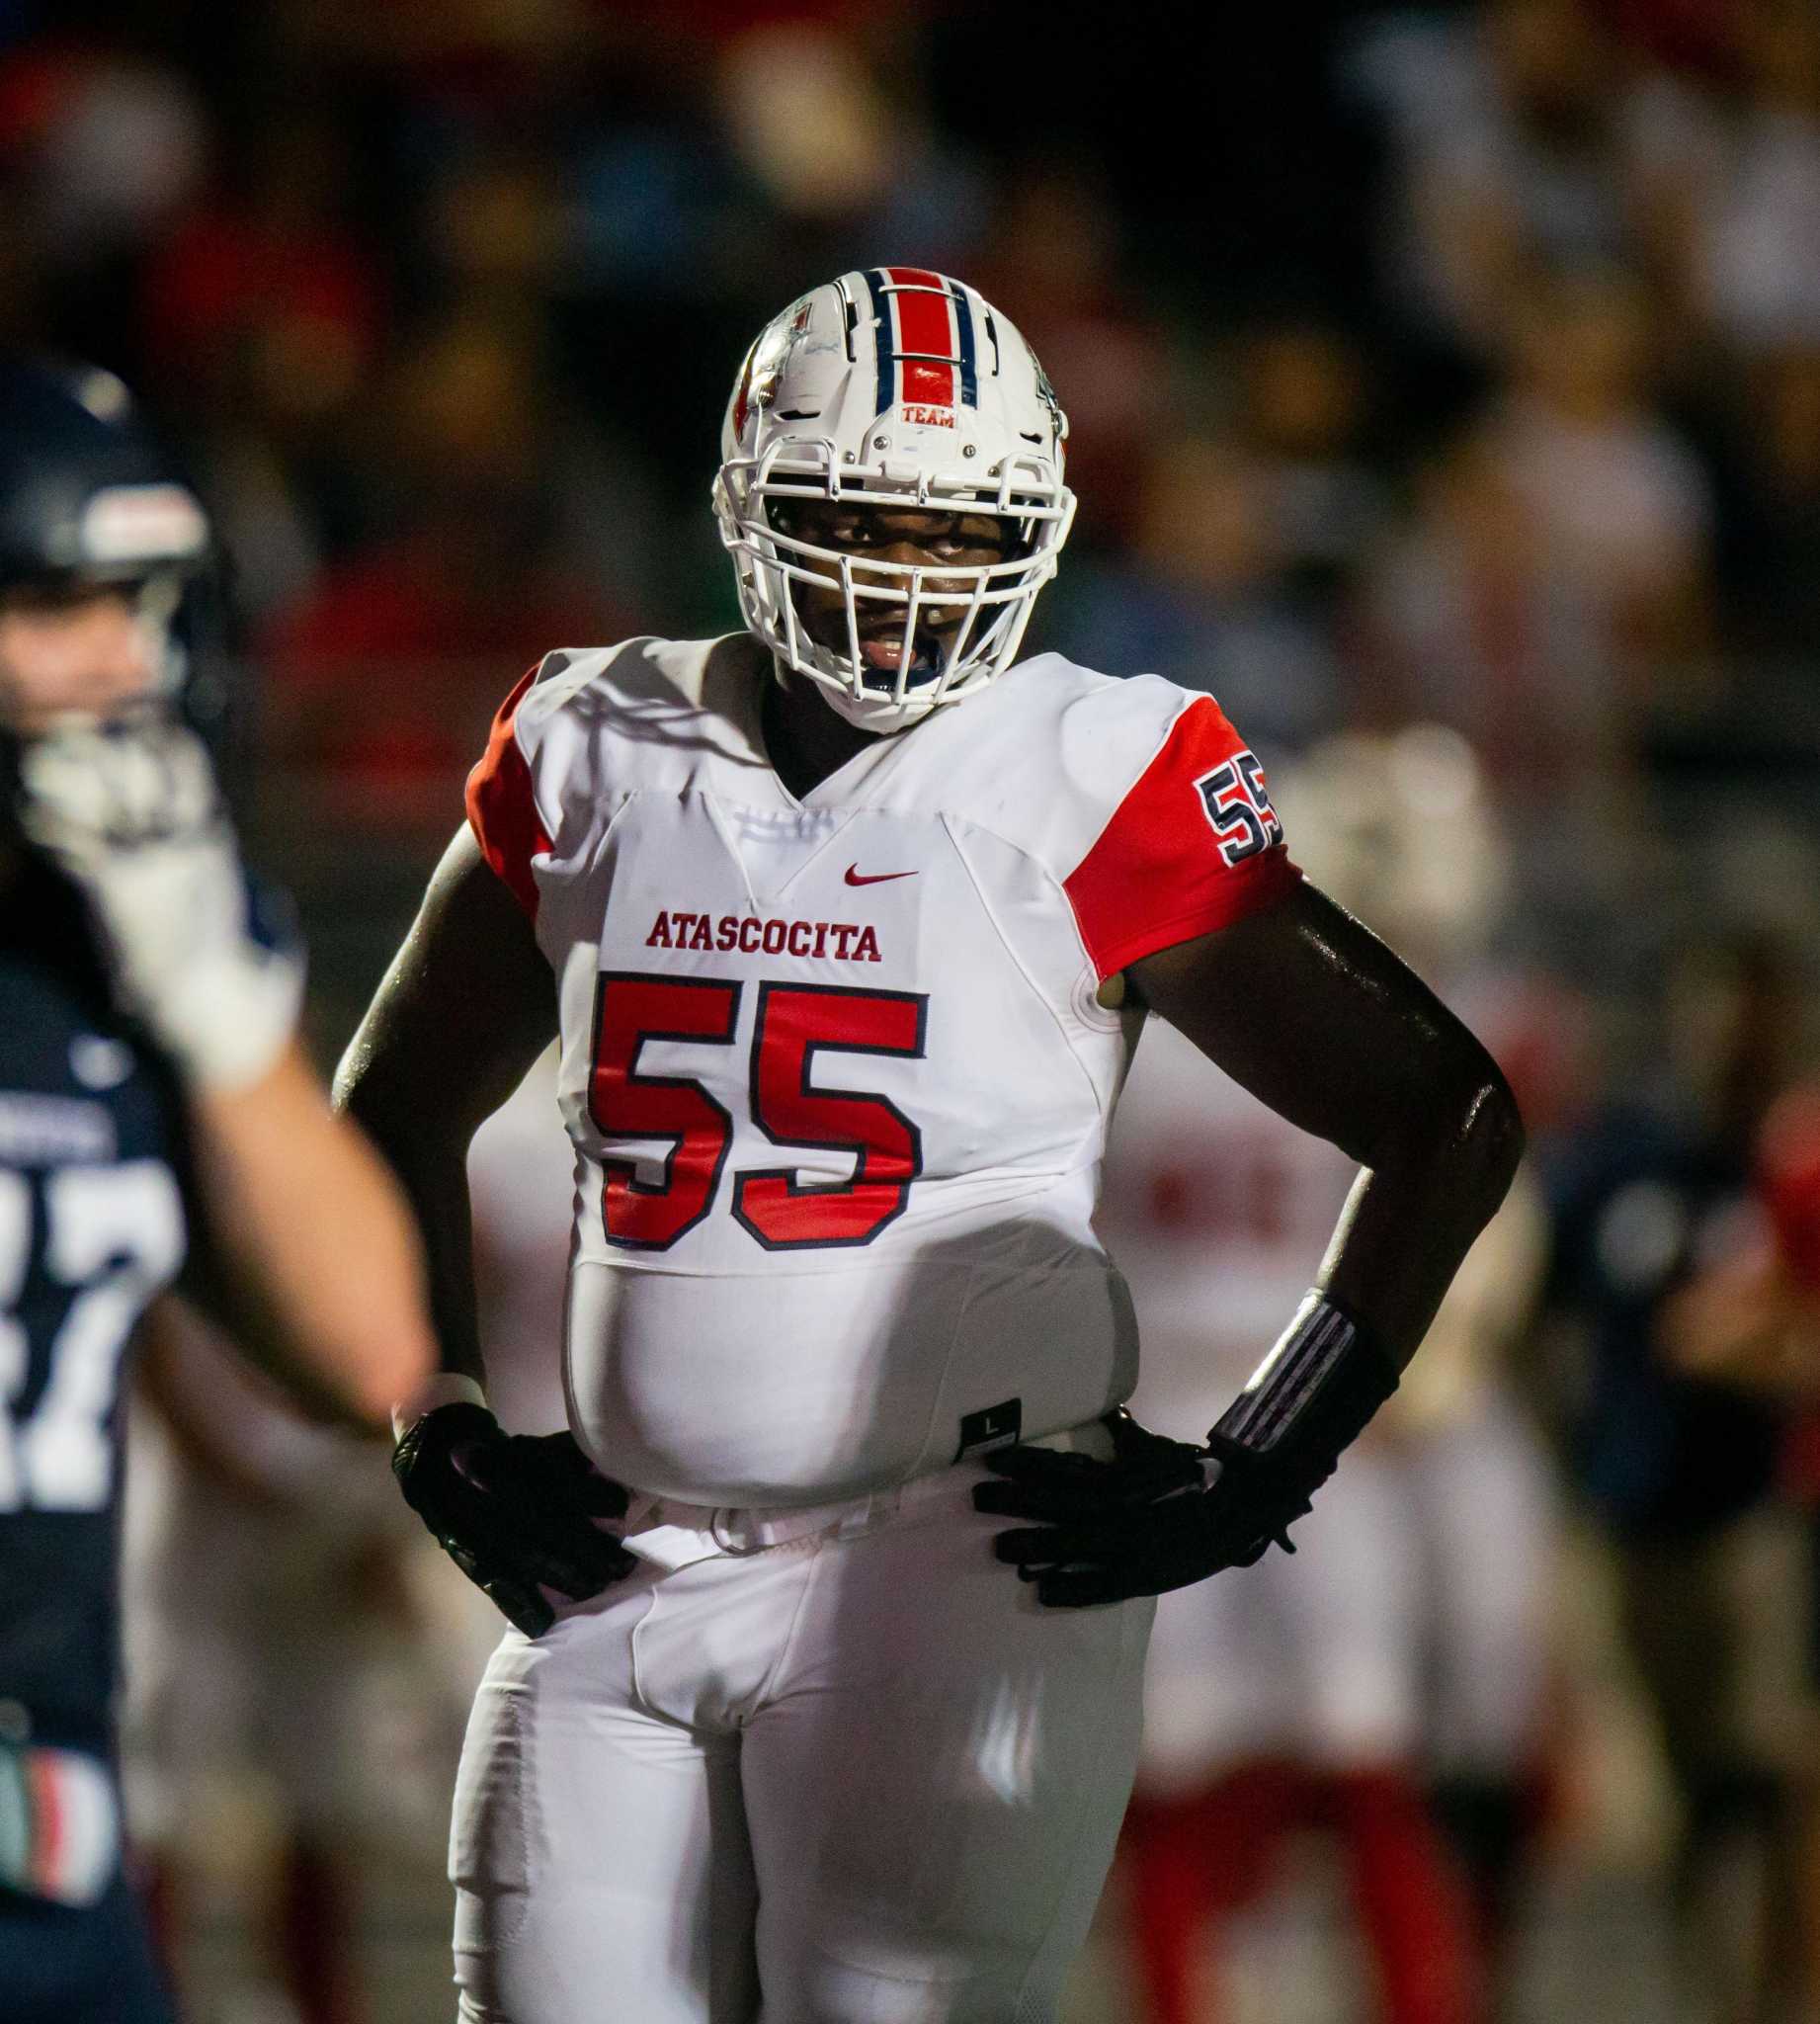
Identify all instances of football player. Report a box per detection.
[343,269,1523,2023]
[0,357,437,2024]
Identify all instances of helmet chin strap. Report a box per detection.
[817,687,939,732]
[772,594,971,730]
[796,656,949,731]
[767,650,939,738]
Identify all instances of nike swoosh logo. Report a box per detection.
[844,865,918,886]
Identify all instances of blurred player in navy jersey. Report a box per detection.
[0,356,436,2024]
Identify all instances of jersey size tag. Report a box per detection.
[956,1397,1022,1461]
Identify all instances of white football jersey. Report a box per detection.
[466,634,1296,1506]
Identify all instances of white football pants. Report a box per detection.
[449,1465,1154,2023]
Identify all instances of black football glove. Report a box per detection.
[393,1402,636,1636]
[974,1407,1226,1607]
[974,1294,1399,1607]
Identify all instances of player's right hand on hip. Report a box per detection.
[392,1402,636,1637]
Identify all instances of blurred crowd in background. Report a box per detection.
[6,0,1820,2019]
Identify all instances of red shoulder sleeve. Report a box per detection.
[1063,696,1299,980]
[465,665,551,921]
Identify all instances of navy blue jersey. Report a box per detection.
[0,853,186,1753]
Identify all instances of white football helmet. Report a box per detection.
[713,268,1076,729]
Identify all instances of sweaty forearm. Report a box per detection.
[1317,1069,1525,1369]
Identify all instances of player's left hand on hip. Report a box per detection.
[979,1443,1317,1608]
[972,1407,1238,1608]
[972,1406,1204,1526]
[976,1296,1402,1606]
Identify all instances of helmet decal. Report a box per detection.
[730,343,759,445]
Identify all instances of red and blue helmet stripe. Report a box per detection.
[863,268,979,422]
